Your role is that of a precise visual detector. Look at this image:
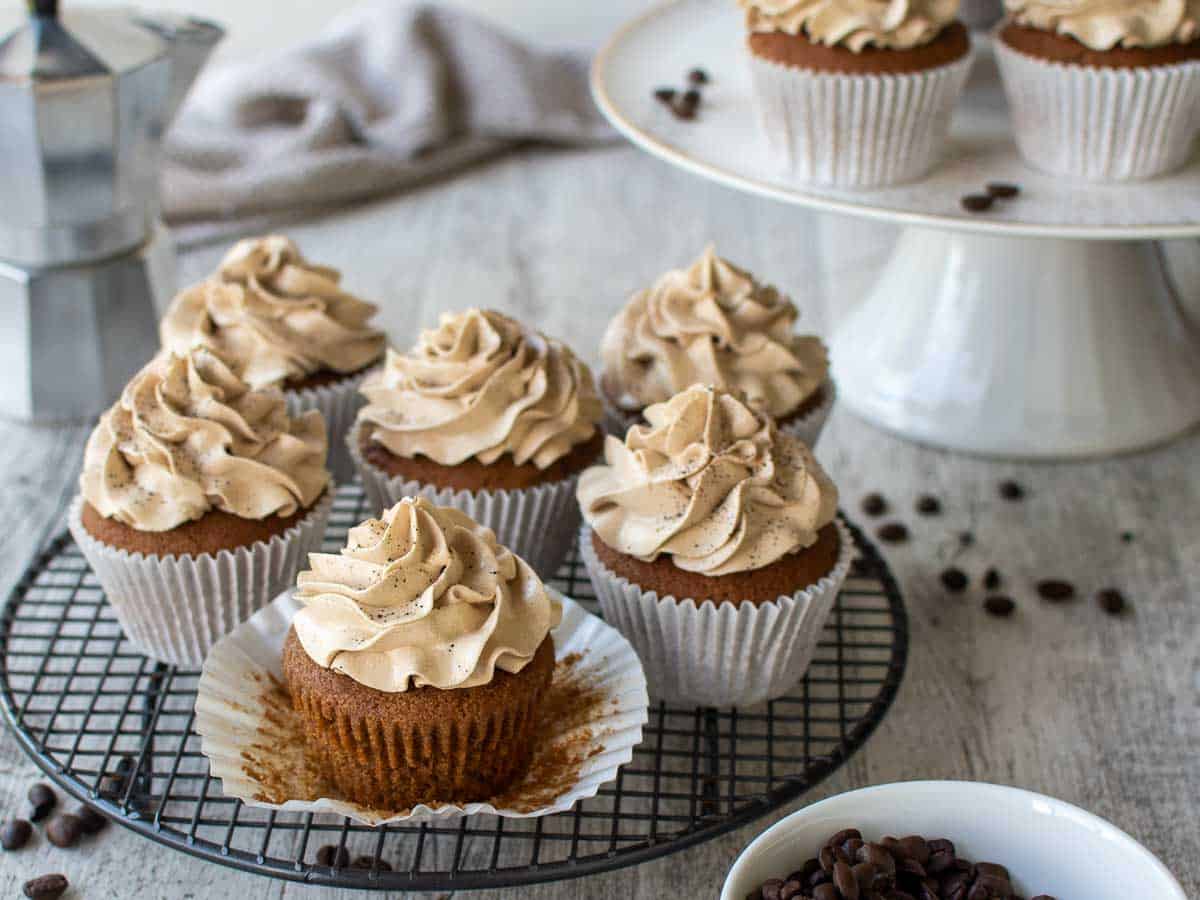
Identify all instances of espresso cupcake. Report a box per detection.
[740,0,974,187]
[578,385,853,707]
[350,308,604,576]
[283,497,561,810]
[160,235,386,481]
[69,347,332,666]
[995,0,1200,180]
[600,246,833,447]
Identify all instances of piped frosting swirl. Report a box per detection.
[578,385,838,576]
[358,308,603,468]
[80,347,329,532]
[738,0,960,51]
[601,247,828,420]
[1005,0,1199,49]
[291,497,562,692]
[160,235,385,390]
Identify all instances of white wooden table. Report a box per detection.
[1,145,1197,898]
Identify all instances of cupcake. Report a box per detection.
[578,385,853,707]
[599,246,833,447]
[283,496,561,810]
[739,0,974,187]
[68,347,333,666]
[350,308,604,576]
[160,235,386,481]
[995,0,1200,180]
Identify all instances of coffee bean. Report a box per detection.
[961,194,994,212]
[826,828,862,849]
[974,861,1009,880]
[45,814,82,849]
[1036,579,1075,602]
[985,181,1020,198]
[27,784,55,823]
[834,860,859,899]
[654,86,676,102]
[940,567,969,593]
[984,594,1016,617]
[1120,531,1135,543]
[915,495,941,516]
[1031,896,1059,899]
[812,884,839,900]
[819,845,837,873]
[759,877,784,900]
[688,67,709,85]
[862,842,895,875]
[316,844,350,867]
[959,531,975,547]
[22,874,67,900]
[877,522,909,544]
[928,849,955,874]
[852,860,877,887]
[899,835,931,865]
[983,567,1001,590]
[351,854,392,871]
[998,480,1024,500]
[682,88,701,107]
[74,804,107,835]
[777,879,803,900]
[1096,588,1126,616]
[1,819,32,850]
[861,493,887,516]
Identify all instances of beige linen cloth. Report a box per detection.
[164,0,615,244]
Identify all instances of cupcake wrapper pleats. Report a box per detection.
[68,492,334,667]
[286,370,373,484]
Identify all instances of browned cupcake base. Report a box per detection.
[999,22,1200,68]
[591,524,841,607]
[282,630,554,810]
[285,359,381,393]
[748,21,971,75]
[359,426,606,493]
[80,495,321,558]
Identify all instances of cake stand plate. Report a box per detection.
[591,0,1200,458]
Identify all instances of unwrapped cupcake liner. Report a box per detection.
[348,429,583,578]
[580,517,855,708]
[68,492,334,668]
[195,591,649,824]
[286,369,373,484]
[746,51,974,188]
[993,38,1200,181]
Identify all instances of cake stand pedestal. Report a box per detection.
[592,0,1200,459]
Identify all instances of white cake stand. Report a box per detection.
[591,0,1200,459]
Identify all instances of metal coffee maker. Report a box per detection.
[0,0,222,421]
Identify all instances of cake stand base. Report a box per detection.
[830,229,1200,459]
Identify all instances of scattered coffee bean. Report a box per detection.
[22,874,68,900]
[861,493,887,517]
[915,495,941,516]
[1096,588,1127,616]
[986,182,1020,198]
[45,814,82,849]
[351,854,392,871]
[1,819,32,851]
[27,784,56,823]
[940,567,969,593]
[1031,896,1059,900]
[984,595,1016,617]
[1036,579,1075,602]
[876,522,909,544]
[983,567,1001,590]
[688,67,709,85]
[959,531,974,547]
[316,844,350,867]
[673,92,699,120]
[653,87,676,104]
[998,480,1025,500]
[961,194,993,213]
[1120,530,1135,543]
[73,804,107,835]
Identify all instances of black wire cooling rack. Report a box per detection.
[0,484,908,892]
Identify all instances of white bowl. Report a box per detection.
[721,781,1186,900]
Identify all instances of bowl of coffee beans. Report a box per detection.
[721,782,1185,900]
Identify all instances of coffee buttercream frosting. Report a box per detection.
[739,0,960,50]
[291,497,562,692]
[80,347,329,532]
[601,247,828,420]
[578,385,838,576]
[358,308,602,468]
[1005,0,1199,49]
[160,235,385,390]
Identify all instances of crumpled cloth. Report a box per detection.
[164,0,615,244]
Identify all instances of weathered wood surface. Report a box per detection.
[0,145,1196,898]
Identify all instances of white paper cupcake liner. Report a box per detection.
[993,37,1200,181]
[348,427,587,578]
[746,51,975,188]
[580,517,855,708]
[67,492,334,668]
[285,368,374,484]
[195,591,649,824]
